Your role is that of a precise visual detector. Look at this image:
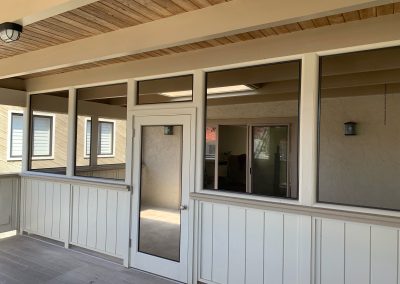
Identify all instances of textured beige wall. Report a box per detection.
[75,116,127,167]
[0,105,23,173]
[319,94,400,210]
[141,126,182,210]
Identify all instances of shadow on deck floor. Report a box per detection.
[0,235,178,284]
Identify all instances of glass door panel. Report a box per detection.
[138,125,183,262]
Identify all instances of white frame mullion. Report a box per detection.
[66,88,76,177]
[298,53,319,207]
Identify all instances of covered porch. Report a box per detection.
[1,0,400,284]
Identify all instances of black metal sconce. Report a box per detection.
[164,126,173,135]
[344,122,357,136]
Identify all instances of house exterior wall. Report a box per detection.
[13,10,400,284]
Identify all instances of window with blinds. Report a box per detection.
[85,120,115,156]
[10,113,24,158]
[32,115,53,157]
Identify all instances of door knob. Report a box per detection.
[179,205,188,210]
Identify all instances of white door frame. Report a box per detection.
[130,108,196,283]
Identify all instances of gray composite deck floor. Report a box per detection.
[0,235,178,284]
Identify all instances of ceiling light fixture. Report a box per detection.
[207,85,254,94]
[0,22,23,43]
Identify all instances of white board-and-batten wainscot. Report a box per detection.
[0,175,20,234]
[19,176,130,265]
[193,193,400,284]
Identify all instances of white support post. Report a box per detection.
[21,93,30,173]
[193,70,206,193]
[298,53,319,206]
[90,116,99,167]
[66,88,77,177]
[124,79,135,268]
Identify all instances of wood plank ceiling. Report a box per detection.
[10,2,400,79]
[0,0,230,59]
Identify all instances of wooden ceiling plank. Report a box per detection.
[19,29,62,46]
[82,4,130,28]
[101,0,152,24]
[342,10,361,22]
[152,0,186,14]
[237,32,255,41]
[312,17,330,27]
[40,18,91,38]
[32,22,83,41]
[93,2,143,26]
[260,27,278,36]
[62,11,112,33]
[208,0,228,4]
[25,25,71,43]
[272,25,290,34]
[134,0,174,17]
[376,3,394,16]
[53,14,102,35]
[285,22,302,32]
[71,8,120,31]
[214,36,232,45]
[189,0,212,8]
[395,2,400,13]
[115,0,163,21]
[359,7,377,19]
[170,0,200,11]
[248,30,266,39]
[225,34,243,43]
[298,19,315,30]
[327,14,345,25]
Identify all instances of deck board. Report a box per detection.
[0,235,177,284]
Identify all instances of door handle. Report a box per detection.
[179,205,188,210]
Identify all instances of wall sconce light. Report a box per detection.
[344,122,357,136]
[164,126,173,135]
[0,22,23,43]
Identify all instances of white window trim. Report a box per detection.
[31,111,56,160]
[7,110,24,161]
[84,117,116,159]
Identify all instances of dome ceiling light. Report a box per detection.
[0,22,23,43]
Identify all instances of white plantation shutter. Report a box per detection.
[86,120,91,156]
[33,116,52,156]
[85,119,114,156]
[99,122,113,155]
[10,113,23,158]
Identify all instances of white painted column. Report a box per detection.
[298,53,319,206]
[124,79,135,268]
[66,88,76,177]
[21,93,30,173]
[90,116,99,167]
[193,70,206,192]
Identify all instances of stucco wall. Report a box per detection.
[319,93,400,210]
[141,126,182,210]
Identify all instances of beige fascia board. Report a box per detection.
[0,0,390,79]
[25,14,400,92]
[1,0,98,25]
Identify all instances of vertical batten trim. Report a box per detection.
[125,79,135,187]
[21,93,30,172]
[66,88,77,177]
[193,70,206,192]
[298,53,319,206]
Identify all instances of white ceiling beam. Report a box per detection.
[0,0,388,79]
[25,13,400,92]
[1,0,98,25]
